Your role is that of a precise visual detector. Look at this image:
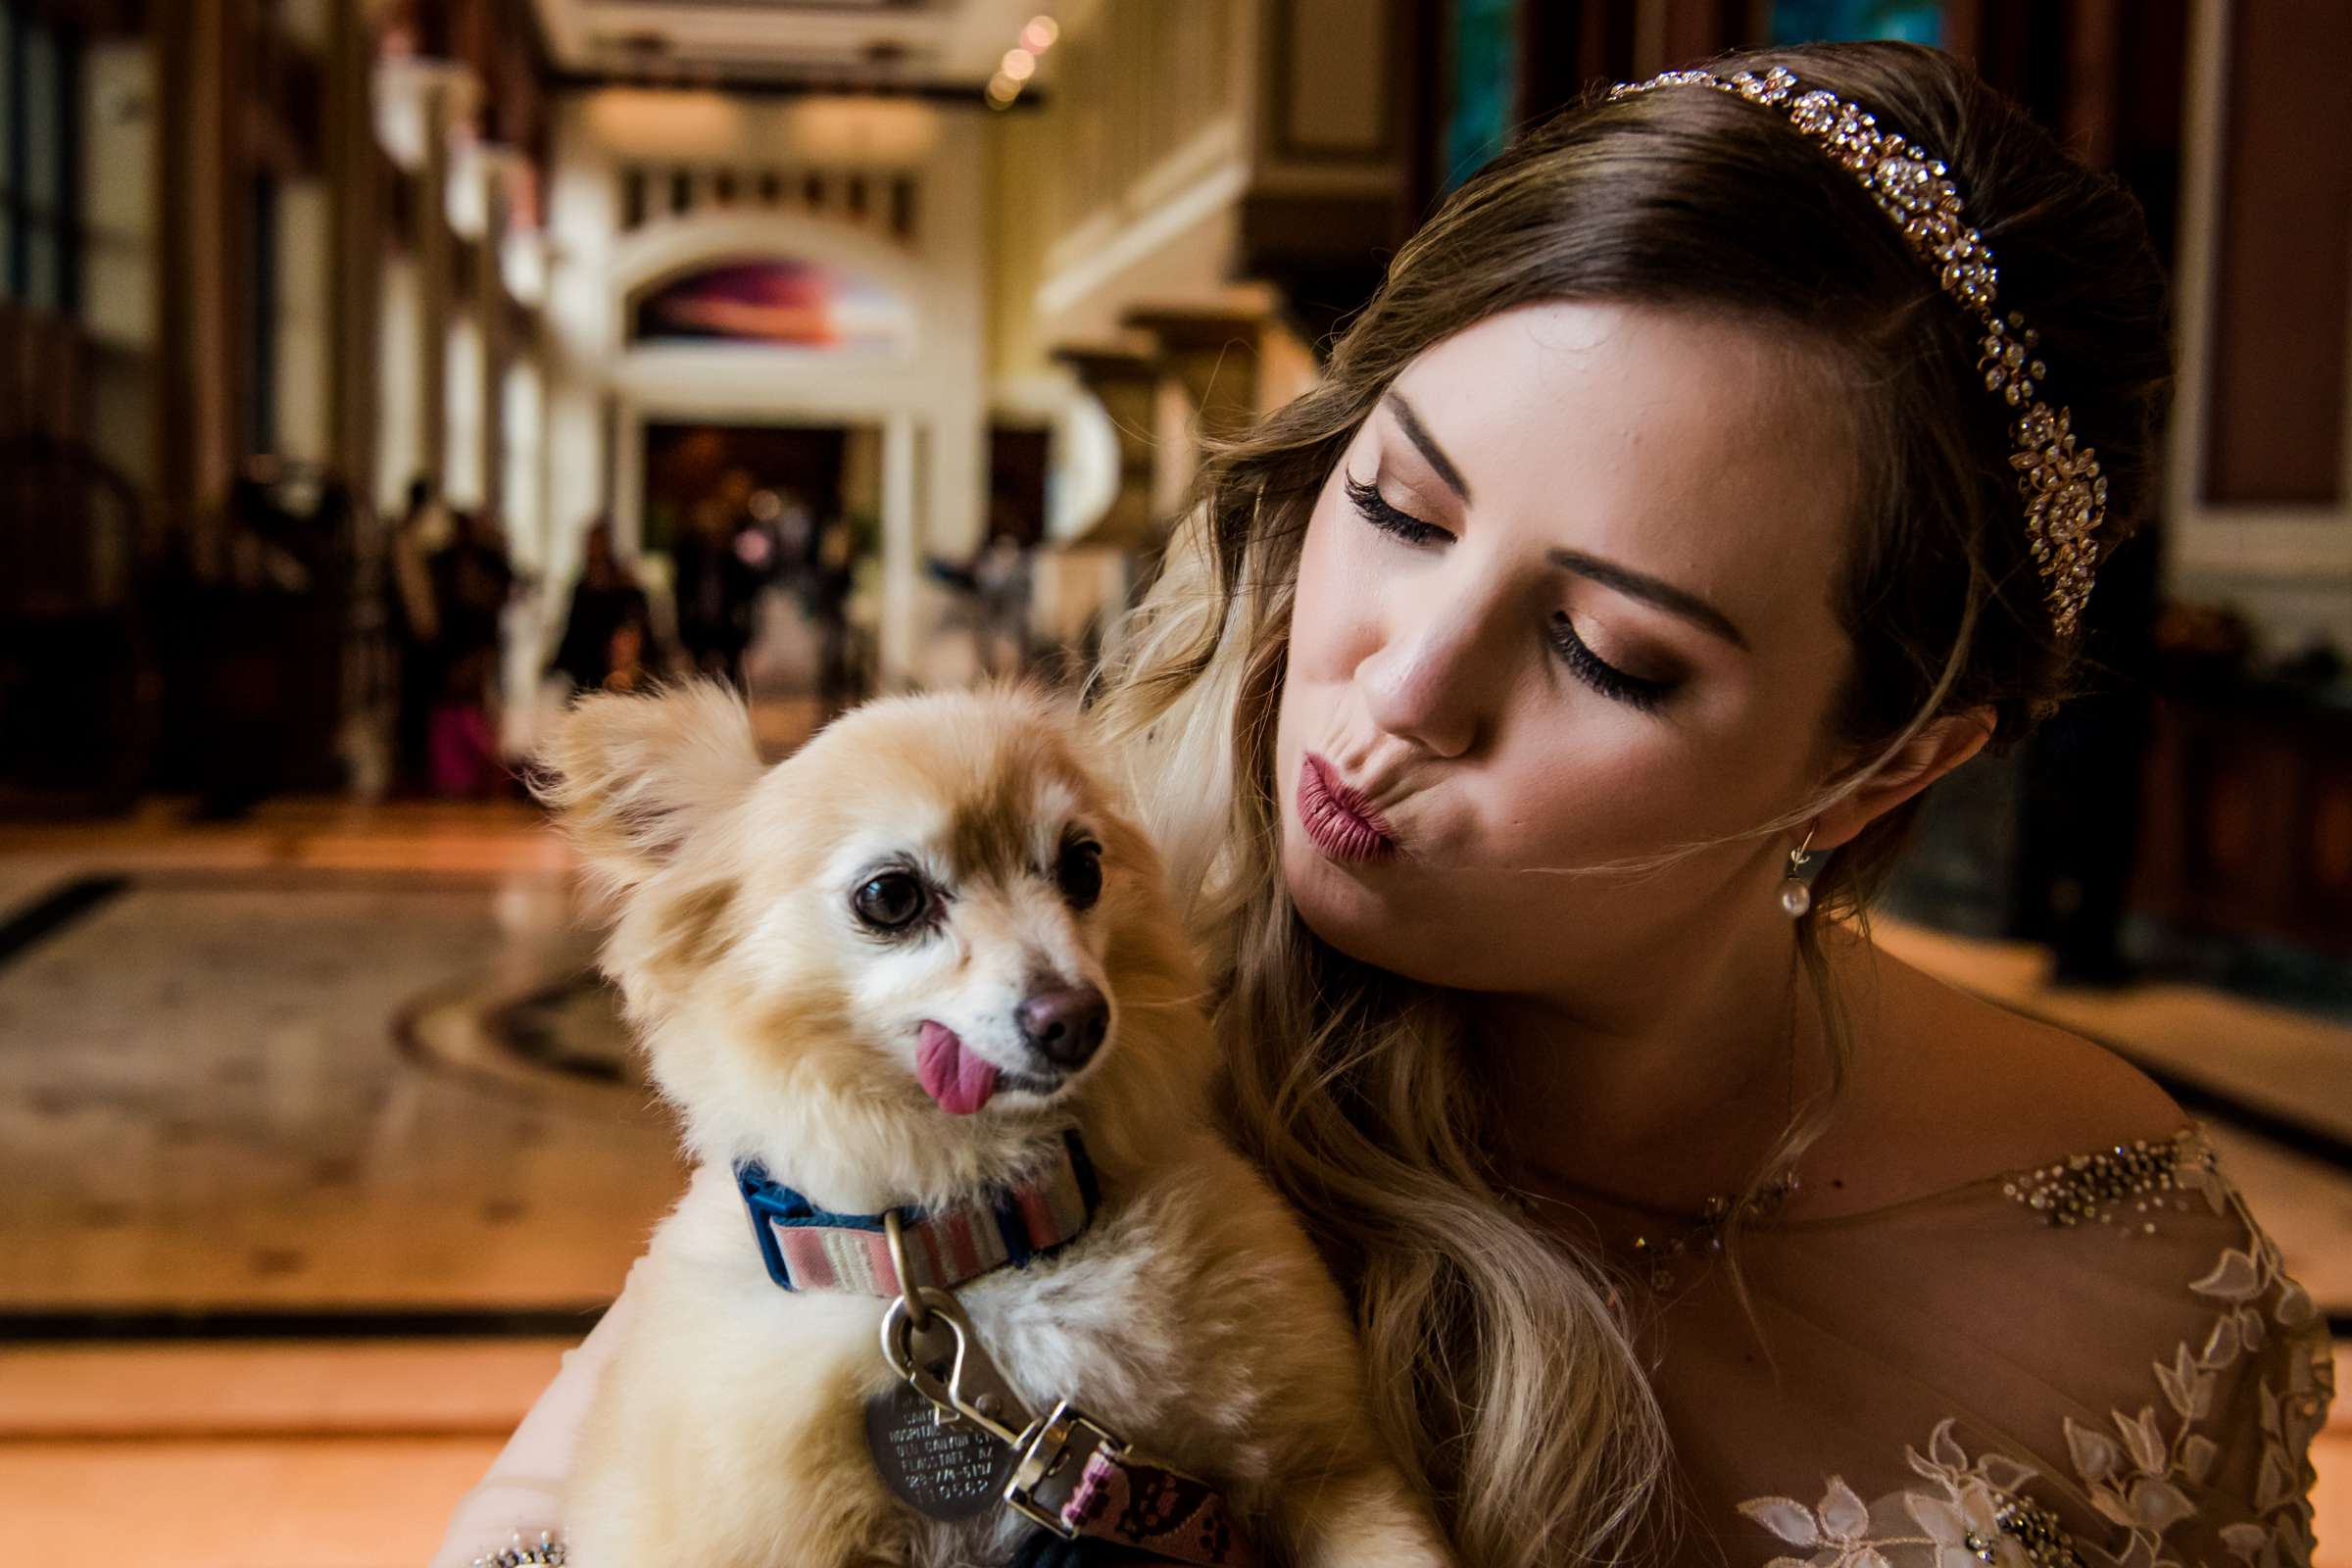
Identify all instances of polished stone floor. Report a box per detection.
[0,866,676,1316]
[1,799,2348,1565]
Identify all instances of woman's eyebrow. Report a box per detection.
[1545,548,1752,652]
[1383,391,1472,505]
[1383,386,1749,652]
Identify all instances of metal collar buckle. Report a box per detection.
[1004,1398,1126,1539]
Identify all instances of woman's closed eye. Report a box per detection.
[1346,471,1683,714]
[1548,615,1679,713]
[1345,473,1450,547]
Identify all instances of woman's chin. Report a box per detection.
[1285,829,1440,980]
[1284,827,1561,996]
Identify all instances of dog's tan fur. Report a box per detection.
[541,684,1449,1568]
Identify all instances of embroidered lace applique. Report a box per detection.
[1739,1132,2333,1568]
[1740,1424,2086,1568]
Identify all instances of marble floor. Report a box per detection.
[1,799,2347,1564]
[0,866,676,1315]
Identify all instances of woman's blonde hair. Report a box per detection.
[1086,41,2169,1567]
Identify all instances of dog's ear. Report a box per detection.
[532,682,761,893]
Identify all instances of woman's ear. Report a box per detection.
[1809,704,1995,853]
[531,682,763,894]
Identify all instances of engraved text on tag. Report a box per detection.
[863,1382,1016,1523]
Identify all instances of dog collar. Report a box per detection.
[734,1129,1101,1296]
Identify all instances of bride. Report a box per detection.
[436,40,2329,1568]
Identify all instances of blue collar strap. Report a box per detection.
[734,1129,1101,1296]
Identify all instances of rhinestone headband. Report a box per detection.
[1609,65,2109,638]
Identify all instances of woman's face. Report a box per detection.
[1275,301,1860,1001]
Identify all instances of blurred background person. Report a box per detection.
[424,509,514,798]
[388,475,450,794]
[805,503,861,714]
[546,518,656,699]
[972,517,1034,678]
[671,468,764,688]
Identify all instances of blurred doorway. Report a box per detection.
[640,421,880,715]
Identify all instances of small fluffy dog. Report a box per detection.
[540,683,1449,1568]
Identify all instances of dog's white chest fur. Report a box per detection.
[583,1151,1281,1565]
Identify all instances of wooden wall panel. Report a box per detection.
[2199,1,2352,506]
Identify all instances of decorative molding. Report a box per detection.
[1035,156,1250,322]
[2161,0,2352,644]
[550,71,1043,106]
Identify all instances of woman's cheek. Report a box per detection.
[1291,507,1380,682]
[1477,733,1671,870]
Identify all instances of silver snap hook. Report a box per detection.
[882,1207,929,1331]
[877,1288,1034,1447]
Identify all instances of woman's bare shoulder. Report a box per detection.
[1803,934,2185,1213]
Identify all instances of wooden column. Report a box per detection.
[325,0,382,510]
[477,170,508,525]
[1031,345,1162,664]
[1123,308,1266,450]
[1052,346,1160,550]
[416,77,451,493]
[153,0,247,562]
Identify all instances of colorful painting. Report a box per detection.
[1770,0,1943,46]
[629,258,912,351]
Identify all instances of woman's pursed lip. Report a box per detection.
[1298,751,1402,861]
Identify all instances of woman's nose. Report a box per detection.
[1359,601,1497,760]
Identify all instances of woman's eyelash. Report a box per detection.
[1347,469,1675,714]
[1549,614,1676,713]
[1344,474,1450,546]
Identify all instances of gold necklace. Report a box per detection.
[1500,966,1810,1288]
[1626,1170,1800,1289]
[1510,1162,1802,1291]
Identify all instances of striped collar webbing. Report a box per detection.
[733,1129,1100,1296]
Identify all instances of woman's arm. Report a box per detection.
[425,1263,640,1568]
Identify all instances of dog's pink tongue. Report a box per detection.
[916,1021,1000,1115]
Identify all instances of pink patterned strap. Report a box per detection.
[736,1131,1100,1298]
[1060,1444,1257,1566]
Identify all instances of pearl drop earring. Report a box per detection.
[1779,828,1819,918]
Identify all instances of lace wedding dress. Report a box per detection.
[1602,1125,2332,1568]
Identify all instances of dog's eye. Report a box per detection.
[1055,840,1103,910]
[852,872,930,932]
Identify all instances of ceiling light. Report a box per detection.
[1020,17,1059,52]
[1000,47,1035,81]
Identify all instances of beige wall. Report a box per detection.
[80,40,156,489]
[273,180,333,468]
[374,254,424,518]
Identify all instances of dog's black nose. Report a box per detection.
[1015,984,1108,1069]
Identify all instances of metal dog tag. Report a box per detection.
[864,1382,1018,1522]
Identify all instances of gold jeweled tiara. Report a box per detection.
[1608,65,2109,639]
